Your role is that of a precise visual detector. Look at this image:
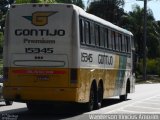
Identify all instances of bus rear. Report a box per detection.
[3,4,78,102]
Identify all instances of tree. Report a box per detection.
[16,0,84,9]
[16,0,57,3]
[56,0,84,9]
[155,21,160,57]
[41,0,56,3]
[16,0,41,3]
[0,0,14,55]
[73,0,84,9]
[0,0,15,33]
[87,0,125,25]
[0,32,3,55]
[120,5,160,59]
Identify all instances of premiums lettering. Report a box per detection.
[15,29,65,36]
[98,54,113,65]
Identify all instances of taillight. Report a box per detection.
[70,68,77,84]
[3,67,8,80]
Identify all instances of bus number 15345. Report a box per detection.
[25,48,54,54]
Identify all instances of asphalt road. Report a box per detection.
[0,83,160,120]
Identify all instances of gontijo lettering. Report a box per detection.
[15,29,65,36]
[98,54,113,65]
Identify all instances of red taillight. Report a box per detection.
[3,67,8,80]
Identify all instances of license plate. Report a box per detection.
[37,76,49,80]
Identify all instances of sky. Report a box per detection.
[124,0,160,21]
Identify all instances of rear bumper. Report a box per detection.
[3,87,78,102]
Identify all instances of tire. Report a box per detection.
[26,102,38,111]
[97,83,103,109]
[85,84,97,111]
[119,94,127,101]
[119,81,129,101]
[5,101,13,106]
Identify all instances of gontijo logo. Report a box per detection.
[23,11,57,26]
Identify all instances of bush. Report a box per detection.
[137,58,160,77]
[157,58,160,76]
[147,59,157,74]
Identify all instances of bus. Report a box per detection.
[3,3,135,111]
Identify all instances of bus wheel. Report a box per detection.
[86,84,96,111]
[97,83,103,109]
[26,102,38,111]
[119,81,129,101]
[119,94,127,101]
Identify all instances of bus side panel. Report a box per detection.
[114,55,133,96]
[78,49,122,101]
[103,55,120,98]
[77,52,132,102]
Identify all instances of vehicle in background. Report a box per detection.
[0,82,13,105]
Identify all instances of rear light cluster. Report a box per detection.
[3,67,8,81]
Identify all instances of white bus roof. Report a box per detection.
[72,4,133,36]
[11,3,133,36]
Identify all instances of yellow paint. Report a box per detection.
[3,87,77,101]
[3,57,127,103]
[6,67,69,87]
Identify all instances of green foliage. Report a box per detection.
[56,0,84,9]
[0,0,15,33]
[72,0,84,9]
[0,32,3,55]
[120,4,160,77]
[147,59,157,74]
[120,5,160,60]
[16,0,41,3]
[137,58,160,76]
[41,0,56,3]
[87,0,125,24]
[0,0,15,14]
[157,58,160,77]
[16,0,57,3]
[15,0,84,9]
